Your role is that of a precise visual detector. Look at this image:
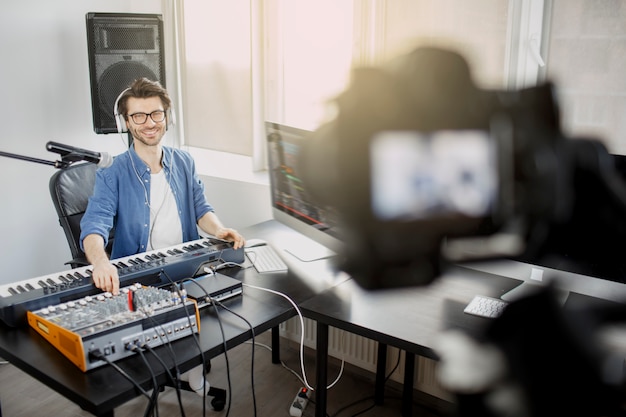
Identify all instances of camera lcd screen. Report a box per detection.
[370,130,498,221]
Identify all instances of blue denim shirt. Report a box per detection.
[80,145,214,259]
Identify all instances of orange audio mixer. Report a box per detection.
[27,283,200,372]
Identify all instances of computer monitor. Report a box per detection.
[265,122,343,261]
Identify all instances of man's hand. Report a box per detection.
[83,233,119,294]
[215,227,246,249]
[90,259,120,295]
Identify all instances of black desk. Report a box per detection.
[0,220,345,416]
[300,264,523,417]
[0,278,295,416]
[301,263,626,417]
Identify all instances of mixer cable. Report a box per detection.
[135,297,187,416]
[163,270,212,417]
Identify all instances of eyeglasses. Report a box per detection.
[128,110,166,124]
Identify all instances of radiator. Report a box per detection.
[279,317,451,400]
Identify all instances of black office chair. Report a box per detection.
[48,162,226,411]
[49,162,114,268]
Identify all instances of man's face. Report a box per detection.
[125,96,167,147]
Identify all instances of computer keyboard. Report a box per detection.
[463,295,509,318]
[245,244,288,273]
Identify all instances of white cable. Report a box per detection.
[242,283,345,391]
[246,340,308,387]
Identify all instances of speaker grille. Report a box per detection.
[97,26,158,52]
[86,13,166,134]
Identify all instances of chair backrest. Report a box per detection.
[49,163,114,268]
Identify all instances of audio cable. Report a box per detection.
[213,298,258,417]
[162,270,211,417]
[242,282,346,392]
[180,277,234,417]
[133,303,187,417]
[142,343,187,417]
[127,342,161,417]
[88,349,152,401]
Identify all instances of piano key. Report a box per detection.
[0,236,243,325]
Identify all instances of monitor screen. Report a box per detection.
[265,122,343,260]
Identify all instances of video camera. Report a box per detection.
[300,46,626,289]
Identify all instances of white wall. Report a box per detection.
[0,1,270,285]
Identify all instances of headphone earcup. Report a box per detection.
[113,87,131,134]
[115,113,127,133]
[167,108,176,129]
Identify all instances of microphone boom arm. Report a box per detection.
[0,150,69,169]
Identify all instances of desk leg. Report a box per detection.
[271,326,280,364]
[402,352,415,417]
[375,342,388,405]
[315,322,329,417]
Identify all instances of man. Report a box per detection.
[80,78,245,295]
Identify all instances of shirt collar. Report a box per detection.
[128,144,172,174]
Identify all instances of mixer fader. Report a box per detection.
[27,283,200,371]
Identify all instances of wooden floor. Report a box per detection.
[0,330,452,417]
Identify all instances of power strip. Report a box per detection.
[289,387,310,416]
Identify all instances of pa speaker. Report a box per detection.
[86,12,166,134]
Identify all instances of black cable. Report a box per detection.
[135,292,188,417]
[214,298,258,417]
[143,343,187,417]
[161,270,209,417]
[206,293,232,417]
[180,277,233,417]
[90,349,152,400]
[131,345,160,417]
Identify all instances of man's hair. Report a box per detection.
[117,77,172,121]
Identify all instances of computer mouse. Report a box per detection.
[245,238,267,248]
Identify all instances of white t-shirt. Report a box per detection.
[147,170,183,251]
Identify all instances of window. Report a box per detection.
[264,0,355,131]
[179,0,624,169]
[541,0,626,154]
[181,0,253,156]
[265,0,516,134]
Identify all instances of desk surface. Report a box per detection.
[299,262,626,359]
[300,264,524,359]
[0,276,297,415]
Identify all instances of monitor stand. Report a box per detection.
[501,281,569,305]
[283,240,336,262]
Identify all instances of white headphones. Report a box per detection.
[113,87,176,134]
